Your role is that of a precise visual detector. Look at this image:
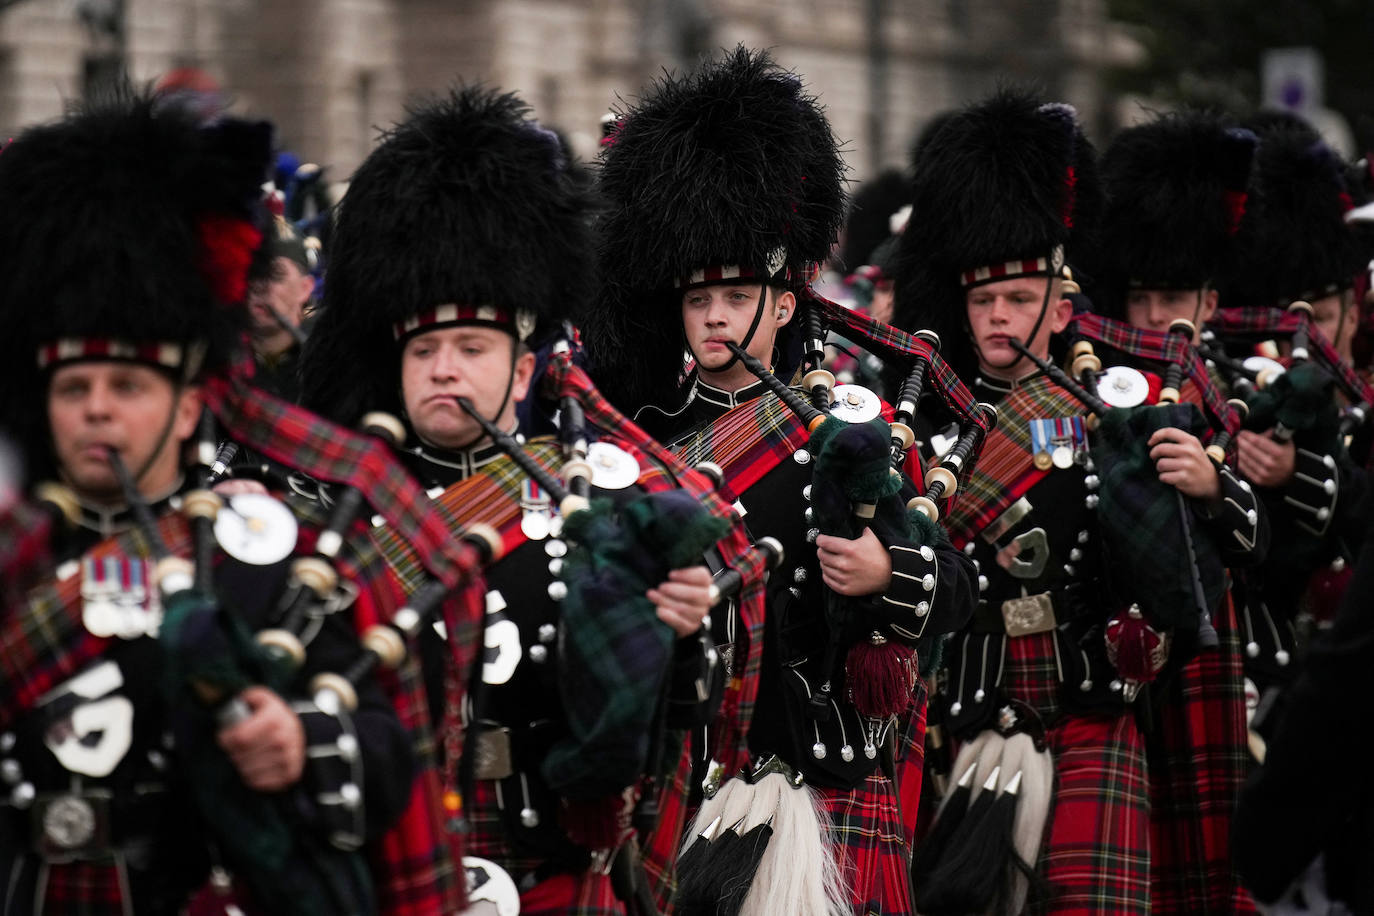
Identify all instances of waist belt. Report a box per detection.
[971,580,1100,636]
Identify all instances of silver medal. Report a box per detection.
[1051,445,1075,469]
[520,510,551,541]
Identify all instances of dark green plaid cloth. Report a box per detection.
[1093,403,1226,633]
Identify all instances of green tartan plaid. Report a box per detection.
[1094,403,1226,632]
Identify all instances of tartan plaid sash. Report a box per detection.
[943,375,1080,547]
[1210,305,1374,404]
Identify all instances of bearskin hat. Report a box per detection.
[299,86,596,427]
[0,91,271,475]
[1222,116,1364,307]
[890,90,1101,380]
[1091,111,1256,317]
[840,168,911,273]
[584,46,847,414]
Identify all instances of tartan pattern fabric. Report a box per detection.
[998,632,1152,916]
[1071,313,1240,432]
[1147,593,1257,915]
[333,539,473,916]
[520,873,625,915]
[1093,403,1225,631]
[641,743,694,910]
[33,859,127,916]
[809,289,989,434]
[673,390,810,504]
[821,772,915,915]
[1211,305,1374,404]
[942,374,1074,546]
[893,681,930,849]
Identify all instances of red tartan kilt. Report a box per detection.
[818,772,913,915]
[982,631,1153,915]
[1147,592,1257,914]
[520,872,624,915]
[36,860,129,915]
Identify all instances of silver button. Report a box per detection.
[802,485,812,501]
[793,449,812,466]
[1077,530,1090,544]
[978,575,988,592]
[793,567,808,584]
[1246,509,1259,525]
[538,623,557,643]
[529,645,549,664]
[340,783,362,809]
[548,558,563,576]
[337,734,359,762]
[915,601,929,617]
[921,573,935,591]
[811,741,827,760]
[806,527,820,544]
[1084,494,1099,509]
[0,759,19,785]
[10,782,34,809]
[963,541,976,556]
[1316,508,1330,522]
[803,507,815,524]
[1324,479,1336,494]
[1069,548,1082,562]
[0,733,13,754]
[544,539,568,558]
[520,807,540,828]
[547,580,568,601]
[1084,475,1099,490]
[919,545,935,562]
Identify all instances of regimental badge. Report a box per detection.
[1029,416,1088,471]
[80,555,161,639]
[520,478,552,541]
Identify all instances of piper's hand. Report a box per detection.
[816,528,892,596]
[213,479,268,496]
[1235,429,1296,488]
[217,686,306,792]
[1148,428,1221,502]
[647,566,714,637]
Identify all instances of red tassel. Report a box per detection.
[846,633,918,718]
[560,789,635,850]
[1104,605,1167,684]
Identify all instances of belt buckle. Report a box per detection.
[472,726,514,781]
[1001,592,1056,637]
[32,791,111,863]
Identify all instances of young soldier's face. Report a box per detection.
[1310,291,1352,358]
[681,283,794,380]
[400,325,534,449]
[965,276,1071,377]
[1125,288,1216,340]
[47,361,200,502]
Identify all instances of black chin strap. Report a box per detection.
[971,272,1055,373]
[685,282,771,375]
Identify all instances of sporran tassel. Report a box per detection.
[845,631,918,718]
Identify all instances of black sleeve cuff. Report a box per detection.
[876,543,941,642]
[292,700,367,851]
[1282,448,1339,537]
[1197,465,1266,563]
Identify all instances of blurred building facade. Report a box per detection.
[0,0,1136,181]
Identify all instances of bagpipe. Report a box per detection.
[1203,301,1374,455]
[673,289,994,916]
